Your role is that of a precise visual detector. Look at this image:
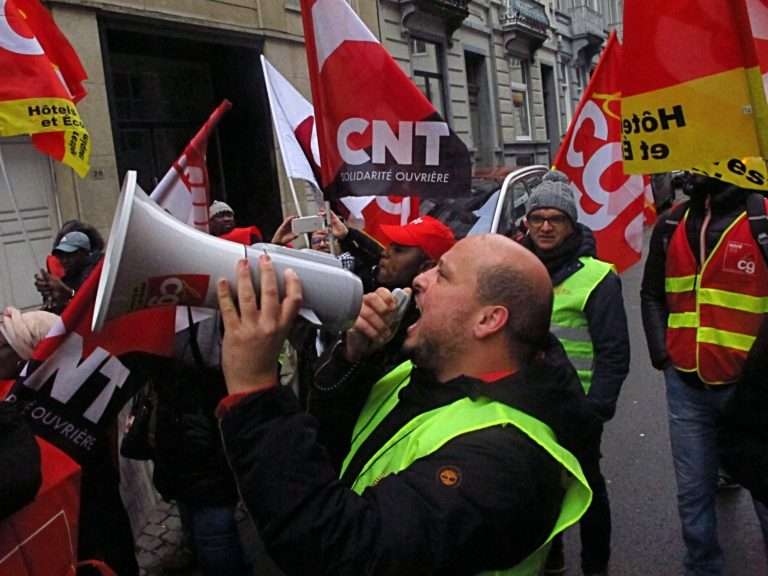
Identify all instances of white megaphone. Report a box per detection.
[92,171,363,332]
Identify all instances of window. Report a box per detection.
[510,58,532,139]
[558,61,572,134]
[410,38,446,118]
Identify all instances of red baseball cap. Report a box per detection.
[379,216,456,261]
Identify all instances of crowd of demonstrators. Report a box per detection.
[641,173,768,576]
[8,177,768,576]
[521,172,630,576]
[213,235,596,575]
[34,220,104,313]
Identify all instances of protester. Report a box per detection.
[308,215,455,463]
[0,309,48,528]
[325,213,454,293]
[0,307,58,381]
[52,219,106,253]
[0,309,52,520]
[641,174,768,575]
[35,229,100,313]
[214,235,599,575]
[209,199,263,244]
[522,171,629,576]
[151,309,251,576]
[150,222,255,576]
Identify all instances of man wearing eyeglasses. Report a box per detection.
[522,170,630,576]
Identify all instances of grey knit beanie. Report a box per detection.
[526,170,579,224]
[209,200,234,219]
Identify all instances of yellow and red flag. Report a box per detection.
[554,33,651,272]
[0,0,91,177]
[622,0,768,174]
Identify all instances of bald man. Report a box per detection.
[214,235,598,575]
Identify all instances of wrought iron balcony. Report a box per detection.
[568,2,606,64]
[569,3,606,42]
[502,0,549,57]
[502,0,549,35]
[400,0,470,39]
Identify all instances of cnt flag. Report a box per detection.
[299,0,470,201]
[261,56,420,244]
[554,32,650,272]
[6,260,176,465]
[0,0,91,177]
[622,0,768,174]
[150,100,232,232]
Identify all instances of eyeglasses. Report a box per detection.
[527,214,569,227]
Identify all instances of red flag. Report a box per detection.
[0,0,91,176]
[621,0,767,173]
[6,260,175,464]
[300,0,470,201]
[261,57,420,243]
[554,32,650,272]
[0,438,81,576]
[150,100,232,232]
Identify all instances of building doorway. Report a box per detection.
[100,20,282,235]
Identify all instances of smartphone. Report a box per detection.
[291,215,325,235]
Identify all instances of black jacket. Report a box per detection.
[524,227,630,422]
[0,402,41,519]
[640,186,749,371]
[152,314,239,505]
[219,336,600,576]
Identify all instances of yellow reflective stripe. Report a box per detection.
[665,275,696,292]
[560,339,593,356]
[698,328,756,352]
[698,288,768,313]
[668,312,699,328]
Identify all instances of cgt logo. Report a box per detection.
[738,257,756,275]
[338,119,449,166]
[723,241,757,276]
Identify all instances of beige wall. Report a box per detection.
[50,4,119,242]
[44,0,380,234]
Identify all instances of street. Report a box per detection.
[563,232,767,575]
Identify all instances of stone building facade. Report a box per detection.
[1,0,621,310]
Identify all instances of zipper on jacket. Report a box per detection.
[697,195,712,276]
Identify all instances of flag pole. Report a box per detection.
[0,146,42,269]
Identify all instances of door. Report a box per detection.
[0,138,59,309]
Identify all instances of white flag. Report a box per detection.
[261,56,321,187]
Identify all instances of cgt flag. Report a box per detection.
[299,0,470,200]
[260,57,420,244]
[150,100,232,232]
[554,32,650,272]
[621,0,768,174]
[5,261,175,465]
[0,0,91,177]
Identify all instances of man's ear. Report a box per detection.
[473,305,509,339]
